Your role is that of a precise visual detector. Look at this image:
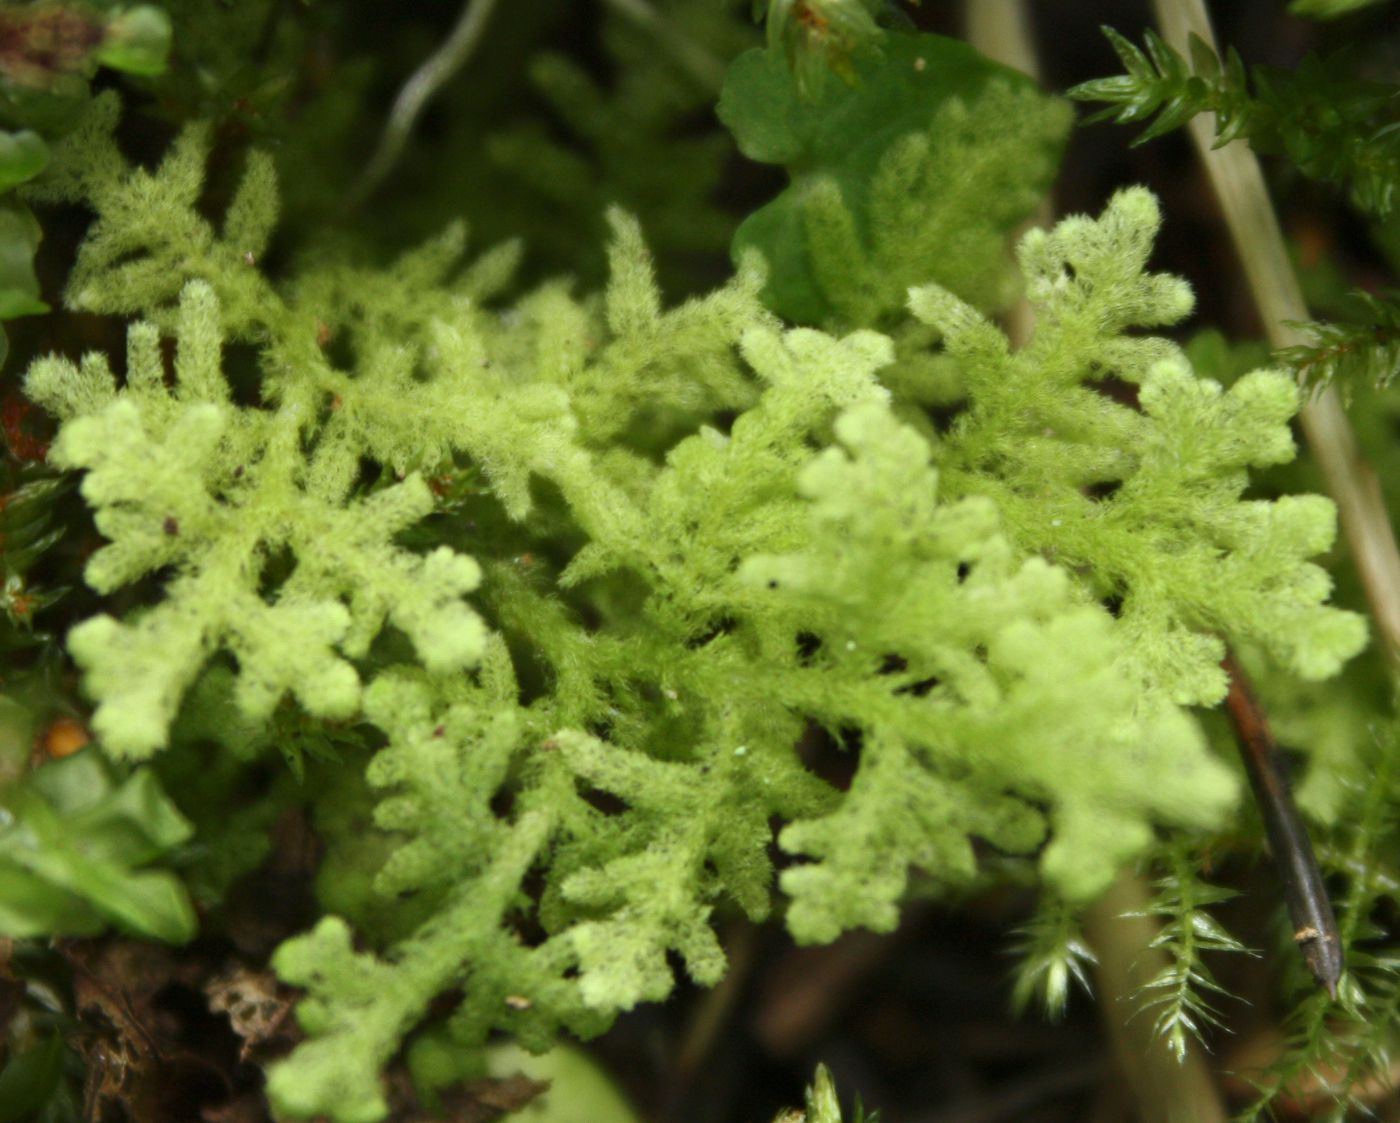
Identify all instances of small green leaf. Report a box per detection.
[0,131,50,193]
[1288,0,1390,17]
[0,752,197,943]
[0,200,47,320]
[95,6,173,77]
[0,862,103,937]
[805,1064,843,1123]
[64,864,197,943]
[762,0,888,99]
[0,1034,65,1123]
[720,33,1001,168]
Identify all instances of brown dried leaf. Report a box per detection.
[205,965,297,1062]
[61,939,232,1123]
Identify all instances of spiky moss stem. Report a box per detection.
[1084,871,1229,1123]
[1152,0,1400,671]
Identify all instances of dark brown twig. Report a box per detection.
[1222,652,1343,998]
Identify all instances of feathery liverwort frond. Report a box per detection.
[22,95,772,761]
[23,93,280,330]
[24,281,486,758]
[21,88,1371,1121]
[744,402,1234,912]
[909,188,1366,705]
[265,342,1237,1121]
[270,808,560,1123]
[260,301,1243,1119]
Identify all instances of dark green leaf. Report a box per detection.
[1067,27,1240,144]
[1,753,197,943]
[0,1034,65,1123]
[1279,290,1400,394]
[720,33,1009,170]
[0,77,90,136]
[3,529,63,575]
[719,32,1065,324]
[0,863,102,938]
[0,131,48,193]
[0,200,46,320]
[1073,27,1400,216]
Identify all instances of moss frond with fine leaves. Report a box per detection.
[769,1062,881,1123]
[1278,288,1400,396]
[1070,27,1400,218]
[1010,897,1097,1020]
[1130,848,1255,1062]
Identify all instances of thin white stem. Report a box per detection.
[346,0,502,212]
[1153,0,1400,669]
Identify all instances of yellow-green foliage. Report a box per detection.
[14,61,1364,1123]
[910,188,1365,704]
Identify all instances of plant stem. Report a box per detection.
[344,0,502,212]
[670,922,758,1090]
[1223,652,1342,996]
[1151,0,1400,670]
